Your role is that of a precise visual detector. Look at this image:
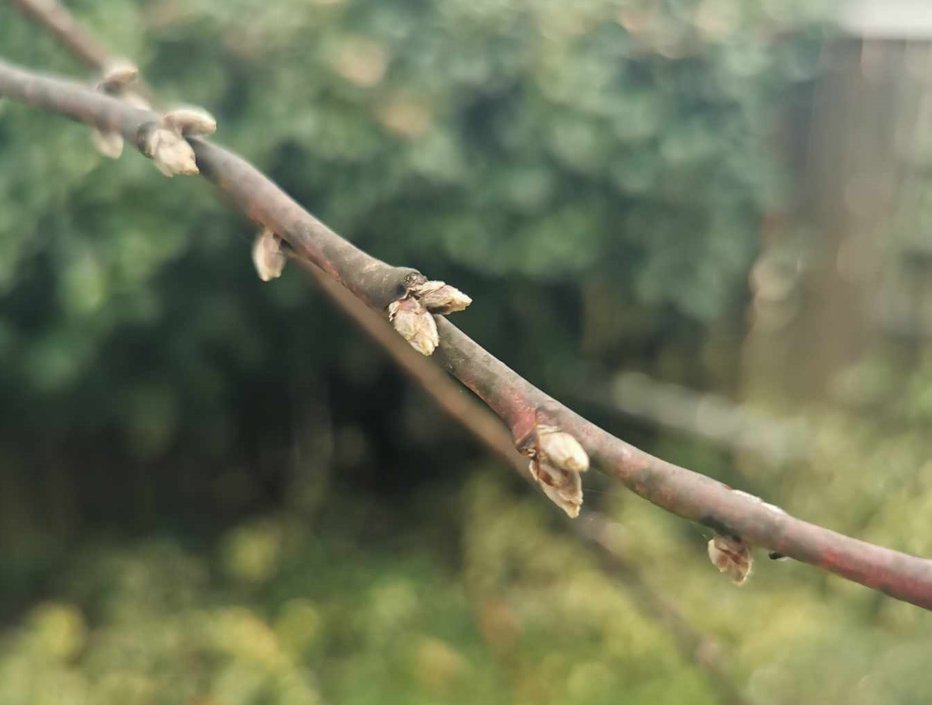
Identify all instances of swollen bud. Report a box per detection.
[529,458,583,518]
[252,227,286,282]
[91,128,124,159]
[90,60,139,159]
[707,534,752,586]
[142,126,199,177]
[97,59,139,93]
[536,426,589,473]
[388,297,439,356]
[161,107,218,136]
[413,280,472,315]
[521,424,588,516]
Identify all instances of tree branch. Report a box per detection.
[303,265,750,703]
[2,55,931,610]
[0,7,766,698]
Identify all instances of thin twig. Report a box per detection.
[297,260,529,473]
[8,0,107,69]
[1,11,751,694]
[298,264,753,703]
[578,513,749,705]
[1,57,931,609]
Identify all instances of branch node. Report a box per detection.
[138,121,199,177]
[388,296,438,356]
[520,424,589,518]
[88,59,142,159]
[386,276,470,355]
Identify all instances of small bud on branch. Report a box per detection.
[90,127,123,159]
[411,280,472,315]
[134,107,215,176]
[96,58,138,93]
[140,123,199,177]
[529,457,583,518]
[89,59,142,159]
[536,425,589,473]
[252,227,286,282]
[388,297,439,356]
[708,534,752,586]
[519,424,589,517]
[386,278,470,355]
[161,106,217,137]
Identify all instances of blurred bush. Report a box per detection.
[0,0,825,475]
[7,1,932,704]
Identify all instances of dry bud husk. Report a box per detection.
[707,534,752,585]
[252,228,286,282]
[388,297,439,356]
[536,426,589,473]
[161,107,217,136]
[529,457,582,518]
[91,128,124,159]
[144,126,199,176]
[413,280,472,315]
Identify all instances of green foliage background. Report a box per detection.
[1,0,931,703]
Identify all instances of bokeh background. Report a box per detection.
[1,0,931,703]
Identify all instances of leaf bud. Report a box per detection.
[90,128,124,159]
[388,297,439,356]
[161,107,217,136]
[707,534,752,586]
[536,426,589,473]
[97,59,139,93]
[142,125,199,177]
[252,227,286,282]
[529,457,583,518]
[413,280,472,315]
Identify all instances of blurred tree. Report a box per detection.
[10,2,932,704]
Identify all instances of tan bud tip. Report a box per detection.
[161,107,217,136]
[707,534,752,586]
[143,127,199,177]
[529,458,583,518]
[536,427,589,473]
[252,228,286,282]
[90,128,124,159]
[413,280,472,315]
[388,297,439,356]
[97,59,139,92]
